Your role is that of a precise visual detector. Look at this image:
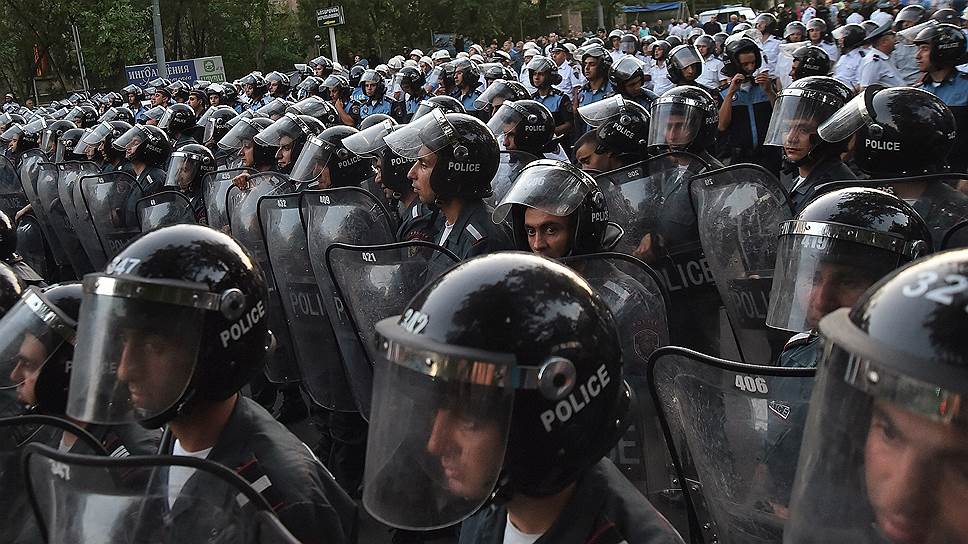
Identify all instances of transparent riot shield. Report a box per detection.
[65,163,107,269]
[361,172,399,231]
[227,171,300,384]
[486,150,540,208]
[0,415,107,543]
[23,442,287,544]
[136,190,197,232]
[203,167,253,233]
[689,164,795,365]
[79,171,144,261]
[324,241,458,414]
[16,214,50,280]
[942,219,968,249]
[257,192,357,413]
[37,162,94,276]
[0,154,28,219]
[559,252,680,531]
[300,188,397,417]
[17,151,67,272]
[596,152,735,358]
[649,347,816,544]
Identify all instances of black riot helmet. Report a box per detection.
[166,80,191,102]
[55,128,86,162]
[579,43,614,76]
[265,71,292,97]
[755,12,778,35]
[385,110,499,200]
[65,225,272,429]
[834,23,867,53]
[66,105,98,129]
[157,102,197,136]
[609,55,647,89]
[360,69,386,99]
[80,120,130,164]
[165,143,216,191]
[295,76,323,100]
[894,4,927,29]
[577,95,651,158]
[239,72,268,97]
[723,35,763,76]
[40,119,76,156]
[785,21,808,41]
[218,116,276,168]
[486,100,556,157]
[766,187,930,334]
[412,95,466,121]
[348,65,366,88]
[397,67,426,96]
[791,45,831,79]
[198,105,238,146]
[652,39,673,61]
[526,55,562,88]
[619,33,639,54]
[452,58,481,89]
[647,85,719,154]
[287,94,341,127]
[667,44,705,84]
[913,23,968,69]
[932,7,963,24]
[319,74,353,104]
[0,283,81,416]
[666,35,683,48]
[255,97,291,120]
[342,118,414,197]
[290,125,371,188]
[765,76,852,166]
[359,113,393,131]
[786,248,968,544]
[474,79,531,111]
[817,86,957,177]
[309,55,335,77]
[364,253,628,530]
[98,106,135,125]
[113,124,172,167]
[713,32,728,53]
[122,84,144,102]
[493,160,610,256]
[480,63,509,84]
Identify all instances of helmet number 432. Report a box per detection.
[734,374,769,394]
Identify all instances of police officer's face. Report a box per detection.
[276,135,295,168]
[575,141,622,173]
[239,140,255,167]
[915,44,934,72]
[801,262,874,329]
[532,71,548,88]
[787,31,804,43]
[128,94,138,105]
[524,208,573,258]
[188,95,202,111]
[738,51,758,75]
[583,57,602,80]
[681,64,699,81]
[426,407,503,499]
[10,335,47,406]
[407,146,436,204]
[865,401,968,544]
[809,28,823,42]
[124,135,144,160]
[664,113,693,147]
[209,94,220,107]
[268,81,279,95]
[244,84,255,98]
[117,329,194,416]
[364,82,379,97]
[151,92,165,106]
[783,117,818,161]
[622,76,644,97]
[697,44,710,57]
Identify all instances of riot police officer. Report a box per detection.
[526,55,574,143]
[266,71,292,99]
[112,124,171,196]
[64,225,358,543]
[451,58,482,114]
[786,248,968,544]
[164,143,215,224]
[238,72,270,111]
[576,95,652,166]
[0,210,43,287]
[667,44,719,100]
[648,86,722,166]
[218,116,277,188]
[817,85,967,248]
[38,119,75,159]
[123,84,146,119]
[157,102,199,148]
[77,120,131,173]
[610,55,659,111]
[790,45,831,80]
[398,66,429,121]
[359,69,396,122]
[493,159,610,257]
[289,125,372,189]
[364,252,684,542]
[384,110,512,260]
[767,187,930,369]
[197,105,238,161]
[913,23,968,173]
[763,76,854,211]
[253,112,325,174]
[718,35,777,170]
[487,99,562,159]
[574,44,615,137]
[831,23,867,90]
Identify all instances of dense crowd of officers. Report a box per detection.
[0,3,967,543]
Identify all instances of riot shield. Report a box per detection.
[942,219,968,249]
[0,154,28,219]
[486,150,540,208]
[227,171,300,384]
[136,190,197,231]
[361,173,399,231]
[37,162,95,276]
[65,163,107,270]
[17,151,67,272]
[16,214,50,280]
[300,188,397,417]
[79,171,144,261]
[0,415,107,543]
[559,252,679,531]
[203,167,253,233]
[596,152,735,358]
[649,347,816,544]
[257,192,356,412]
[23,442,286,544]
[689,164,795,365]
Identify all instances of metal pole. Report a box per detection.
[152,0,167,78]
[71,24,89,92]
[596,1,605,30]
[328,27,338,64]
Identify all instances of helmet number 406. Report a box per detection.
[734,374,769,394]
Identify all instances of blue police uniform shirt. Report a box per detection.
[405,95,423,115]
[919,70,968,107]
[720,83,771,147]
[576,81,613,136]
[360,97,393,120]
[350,86,366,102]
[453,88,481,112]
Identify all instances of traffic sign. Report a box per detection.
[316,6,345,27]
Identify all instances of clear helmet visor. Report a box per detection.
[202,116,225,144]
[112,126,145,152]
[218,117,262,150]
[383,109,455,160]
[256,97,290,120]
[66,276,203,425]
[766,231,907,333]
[82,122,114,146]
[764,91,840,149]
[619,39,639,54]
[897,19,938,44]
[253,113,307,147]
[0,289,75,395]
[486,101,527,137]
[363,322,513,530]
[475,79,515,109]
[647,100,706,148]
[0,124,22,143]
[578,95,631,127]
[786,333,968,542]
[492,159,594,223]
[670,45,705,68]
[289,136,333,184]
[817,91,872,143]
[143,105,168,122]
[24,118,48,137]
[164,152,202,190]
[343,120,396,157]
[72,132,96,157]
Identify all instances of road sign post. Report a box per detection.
[316,6,345,62]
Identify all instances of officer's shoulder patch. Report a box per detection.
[782,332,814,351]
[465,223,485,243]
[234,455,285,511]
